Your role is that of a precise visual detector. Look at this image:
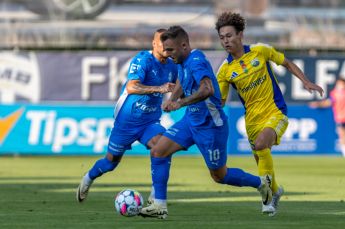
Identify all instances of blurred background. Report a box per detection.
[0,0,344,156]
[0,0,344,50]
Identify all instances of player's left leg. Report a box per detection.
[195,123,274,214]
[252,114,288,215]
[337,124,345,157]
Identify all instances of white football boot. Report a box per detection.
[268,186,284,217]
[76,174,93,202]
[140,202,168,219]
[257,175,274,214]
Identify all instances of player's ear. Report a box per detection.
[238,31,244,40]
[182,42,187,50]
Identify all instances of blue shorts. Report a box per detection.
[107,121,166,156]
[163,116,229,170]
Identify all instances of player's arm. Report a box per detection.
[216,61,230,107]
[282,58,324,97]
[126,80,175,94]
[309,98,332,108]
[162,79,184,112]
[218,79,230,107]
[163,77,214,111]
[179,77,214,106]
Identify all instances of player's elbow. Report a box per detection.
[201,85,214,99]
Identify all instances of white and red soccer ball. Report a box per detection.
[114,189,144,217]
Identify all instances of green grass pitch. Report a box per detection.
[0,155,345,229]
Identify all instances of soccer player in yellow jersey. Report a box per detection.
[215,12,324,216]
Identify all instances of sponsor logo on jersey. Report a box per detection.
[240,75,266,93]
[129,64,139,74]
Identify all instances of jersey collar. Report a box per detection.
[226,45,251,63]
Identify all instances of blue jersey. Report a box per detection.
[114,51,177,127]
[179,49,226,127]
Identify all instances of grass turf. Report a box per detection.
[0,155,344,229]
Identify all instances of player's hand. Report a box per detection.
[162,100,173,112]
[304,81,324,97]
[159,83,175,94]
[162,100,181,112]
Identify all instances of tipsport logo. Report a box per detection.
[0,107,114,153]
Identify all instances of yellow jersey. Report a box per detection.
[217,43,287,126]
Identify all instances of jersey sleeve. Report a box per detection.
[253,43,285,65]
[190,59,213,84]
[171,64,178,83]
[216,61,230,101]
[127,52,150,82]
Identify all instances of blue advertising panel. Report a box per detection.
[0,104,340,155]
[226,104,339,155]
[0,104,199,155]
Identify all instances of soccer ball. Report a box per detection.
[114,189,144,217]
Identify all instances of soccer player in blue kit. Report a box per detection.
[140,26,273,219]
[76,29,177,202]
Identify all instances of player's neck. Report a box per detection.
[230,45,245,60]
[153,51,167,63]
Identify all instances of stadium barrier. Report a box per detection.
[0,50,343,155]
[0,103,339,155]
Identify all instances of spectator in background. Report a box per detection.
[309,77,345,157]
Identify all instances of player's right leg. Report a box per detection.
[140,120,190,219]
[76,123,137,203]
[268,185,284,216]
[76,152,121,202]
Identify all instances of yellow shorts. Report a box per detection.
[246,113,289,148]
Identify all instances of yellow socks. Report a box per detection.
[255,148,279,193]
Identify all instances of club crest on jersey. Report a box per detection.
[251,58,260,67]
[230,72,238,79]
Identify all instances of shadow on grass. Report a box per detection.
[0,181,344,229]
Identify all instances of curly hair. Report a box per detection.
[215,12,246,33]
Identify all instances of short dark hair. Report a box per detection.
[155,28,167,34]
[215,11,246,33]
[160,25,189,43]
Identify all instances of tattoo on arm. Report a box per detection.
[126,80,161,94]
[178,77,214,107]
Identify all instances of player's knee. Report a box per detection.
[106,152,122,163]
[254,140,269,151]
[210,172,224,183]
[211,174,223,184]
[150,147,164,158]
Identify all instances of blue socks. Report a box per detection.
[151,156,171,200]
[220,168,261,188]
[88,157,118,180]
